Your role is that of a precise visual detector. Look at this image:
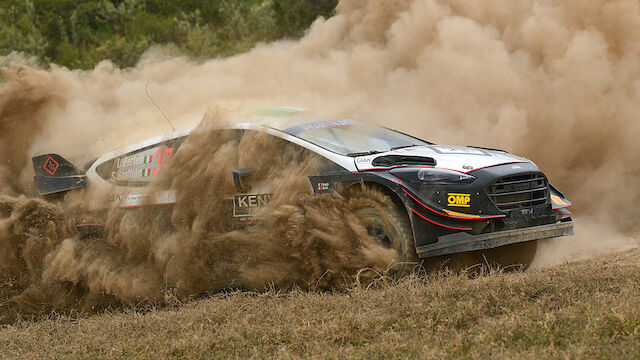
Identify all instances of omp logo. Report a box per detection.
[447,193,471,208]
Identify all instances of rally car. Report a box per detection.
[32,107,573,266]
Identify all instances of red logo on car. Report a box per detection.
[43,156,59,176]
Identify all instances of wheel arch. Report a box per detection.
[344,181,408,216]
[309,173,421,254]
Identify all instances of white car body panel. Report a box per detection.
[84,122,359,209]
[353,145,534,173]
[83,114,537,210]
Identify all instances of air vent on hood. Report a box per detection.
[371,155,436,167]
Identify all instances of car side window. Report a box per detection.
[237,130,346,174]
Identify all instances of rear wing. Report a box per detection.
[32,154,87,195]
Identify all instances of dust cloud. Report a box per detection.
[0,107,399,322]
[1,0,640,320]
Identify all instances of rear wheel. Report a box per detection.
[349,188,417,262]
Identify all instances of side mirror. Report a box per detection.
[232,169,256,192]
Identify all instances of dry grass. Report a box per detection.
[1,250,639,359]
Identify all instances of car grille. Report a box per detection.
[487,173,550,211]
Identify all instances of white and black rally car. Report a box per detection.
[32,107,573,266]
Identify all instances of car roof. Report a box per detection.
[254,106,313,130]
[253,107,363,135]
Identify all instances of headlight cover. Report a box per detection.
[417,168,476,184]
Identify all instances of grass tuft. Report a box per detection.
[1,250,639,359]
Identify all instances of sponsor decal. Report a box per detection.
[234,194,273,217]
[392,148,417,153]
[442,209,481,218]
[317,182,330,191]
[356,157,373,163]
[447,193,471,208]
[117,167,147,180]
[110,190,176,207]
[117,151,151,168]
[43,156,59,176]
[432,146,488,156]
[124,191,146,204]
[551,195,567,206]
[109,193,124,203]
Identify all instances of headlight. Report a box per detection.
[417,168,476,184]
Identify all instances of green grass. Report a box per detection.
[0,0,338,69]
[1,250,639,359]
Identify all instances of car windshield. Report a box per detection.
[283,120,430,156]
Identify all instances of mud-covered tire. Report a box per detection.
[349,189,417,262]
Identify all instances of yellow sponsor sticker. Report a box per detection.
[447,193,471,208]
[443,209,481,218]
[551,195,567,206]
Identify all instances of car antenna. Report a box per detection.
[145,81,176,132]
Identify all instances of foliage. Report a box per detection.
[0,0,338,69]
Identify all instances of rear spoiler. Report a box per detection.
[32,154,87,195]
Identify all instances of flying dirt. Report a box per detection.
[1,0,639,322]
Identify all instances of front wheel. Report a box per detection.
[348,188,417,262]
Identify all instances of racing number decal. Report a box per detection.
[152,149,162,175]
[152,147,174,175]
[164,147,174,160]
[111,142,182,182]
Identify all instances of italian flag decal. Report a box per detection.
[141,168,152,177]
[143,155,153,164]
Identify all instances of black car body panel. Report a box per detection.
[310,162,573,259]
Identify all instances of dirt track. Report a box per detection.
[1,0,639,343]
[1,247,639,359]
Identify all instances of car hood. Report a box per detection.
[354,145,533,172]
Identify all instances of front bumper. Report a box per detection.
[416,219,574,258]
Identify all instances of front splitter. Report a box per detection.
[416,220,574,258]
